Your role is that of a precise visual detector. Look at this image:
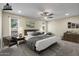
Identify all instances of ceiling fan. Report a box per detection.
[40,11,54,19]
[3,3,13,10]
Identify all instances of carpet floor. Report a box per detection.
[0,40,79,56]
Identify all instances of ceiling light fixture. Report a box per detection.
[65,13,69,16]
[18,10,22,13]
[3,3,12,10]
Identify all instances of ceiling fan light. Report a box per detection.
[48,13,54,16]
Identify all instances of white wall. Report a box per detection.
[48,20,57,34]
[48,16,79,37]
[0,10,2,39]
[35,20,47,32]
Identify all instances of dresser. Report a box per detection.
[62,32,79,43]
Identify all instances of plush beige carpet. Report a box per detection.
[0,40,79,56]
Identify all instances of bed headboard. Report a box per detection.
[24,29,38,35]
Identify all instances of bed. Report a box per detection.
[25,32,59,52]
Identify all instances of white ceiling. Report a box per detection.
[0,3,79,20]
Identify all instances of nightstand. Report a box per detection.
[3,36,18,47]
[17,37,26,45]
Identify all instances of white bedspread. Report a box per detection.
[25,35,60,51]
[36,36,59,51]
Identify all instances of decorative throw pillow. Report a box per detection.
[46,32,54,36]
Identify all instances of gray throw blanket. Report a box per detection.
[26,35,52,50]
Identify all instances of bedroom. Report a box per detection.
[0,3,79,56]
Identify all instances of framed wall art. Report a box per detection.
[68,22,79,29]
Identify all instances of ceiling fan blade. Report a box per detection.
[48,13,54,16]
[48,16,53,18]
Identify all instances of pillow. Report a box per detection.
[46,32,54,36]
[31,32,44,36]
[27,32,34,36]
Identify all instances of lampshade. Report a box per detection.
[3,3,12,10]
